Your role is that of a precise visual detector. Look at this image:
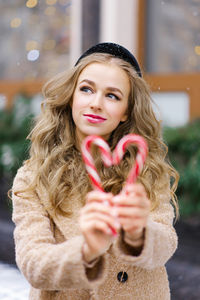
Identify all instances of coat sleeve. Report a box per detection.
[12,167,107,291]
[111,188,178,270]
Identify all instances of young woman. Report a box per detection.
[12,42,179,300]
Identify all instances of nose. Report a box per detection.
[90,93,102,111]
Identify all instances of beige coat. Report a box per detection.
[12,166,178,300]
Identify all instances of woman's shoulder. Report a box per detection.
[13,163,33,187]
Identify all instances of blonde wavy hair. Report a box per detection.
[18,53,179,217]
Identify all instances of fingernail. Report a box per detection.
[103,201,110,206]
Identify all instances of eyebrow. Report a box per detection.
[79,79,124,96]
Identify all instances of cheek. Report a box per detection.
[72,93,82,112]
[72,91,89,111]
[71,96,80,121]
[72,98,78,112]
[108,104,127,120]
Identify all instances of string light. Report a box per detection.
[10,18,22,28]
[188,55,197,67]
[27,50,40,61]
[43,40,56,50]
[46,0,57,5]
[194,46,200,55]
[26,0,38,8]
[44,6,56,15]
[26,40,39,51]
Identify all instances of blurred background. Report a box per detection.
[0,0,200,299]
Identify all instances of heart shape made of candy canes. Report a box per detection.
[81,134,148,192]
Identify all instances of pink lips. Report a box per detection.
[84,114,106,124]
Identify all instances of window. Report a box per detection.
[145,0,200,73]
[0,0,71,79]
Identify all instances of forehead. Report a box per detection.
[77,62,130,89]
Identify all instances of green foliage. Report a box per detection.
[0,94,38,180]
[163,119,200,217]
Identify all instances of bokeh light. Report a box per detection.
[26,40,39,51]
[1,0,71,79]
[26,0,38,8]
[43,39,56,50]
[10,18,22,28]
[188,55,198,67]
[46,0,57,5]
[194,46,200,55]
[44,6,56,16]
[27,50,40,61]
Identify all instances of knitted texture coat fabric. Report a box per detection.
[12,166,178,300]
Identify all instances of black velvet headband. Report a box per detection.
[75,42,142,77]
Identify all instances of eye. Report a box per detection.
[80,86,93,93]
[107,93,120,101]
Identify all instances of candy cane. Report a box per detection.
[81,135,117,236]
[81,134,148,191]
[81,134,148,237]
[81,135,112,192]
[112,134,148,185]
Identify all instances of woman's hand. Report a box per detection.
[112,183,151,246]
[79,191,120,263]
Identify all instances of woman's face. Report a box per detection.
[72,62,130,144]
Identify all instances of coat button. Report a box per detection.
[117,271,128,282]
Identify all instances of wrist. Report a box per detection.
[82,242,98,264]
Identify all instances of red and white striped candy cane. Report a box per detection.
[81,134,148,191]
[81,135,117,236]
[112,134,148,185]
[81,134,148,237]
[81,135,112,192]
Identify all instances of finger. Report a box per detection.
[122,183,147,197]
[86,191,113,205]
[81,202,114,217]
[81,218,114,235]
[116,206,149,218]
[80,212,121,232]
[112,194,150,209]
